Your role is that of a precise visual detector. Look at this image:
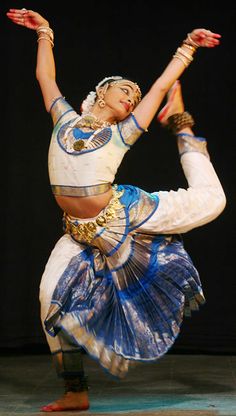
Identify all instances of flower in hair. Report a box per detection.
[81,90,97,114]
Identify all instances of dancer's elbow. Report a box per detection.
[209,189,227,219]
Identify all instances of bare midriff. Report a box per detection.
[55,188,113,218]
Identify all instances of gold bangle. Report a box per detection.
[177,47,194,62]
[182,42,196,53]
[187,33,200,48]
[36,25,53,33]
[37,36,54,47]
[37,28,54,36]
[36,26,54,42]
[173,53,189,67]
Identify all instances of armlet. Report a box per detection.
[177,133,210,159]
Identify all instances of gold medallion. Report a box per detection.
[96,216,107,226]
[73,139,85,151]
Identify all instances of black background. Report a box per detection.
[2,0,236,354]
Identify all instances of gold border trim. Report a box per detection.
[51,183,111,197]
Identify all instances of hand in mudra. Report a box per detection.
[189,29,221,47]
[6,9,49,29]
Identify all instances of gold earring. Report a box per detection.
[98,98,106,108]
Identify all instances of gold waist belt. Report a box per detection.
[51,183,111,197]
[63,186,124,243]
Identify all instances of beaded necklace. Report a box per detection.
[75,113,114,131]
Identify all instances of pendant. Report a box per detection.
[73,139,85,151]
[96,216,107,226]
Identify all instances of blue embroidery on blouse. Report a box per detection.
[73,129,93,140]
[56,120,112,155]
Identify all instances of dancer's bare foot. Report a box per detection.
[157,80,184,125]
[41,391,89,412]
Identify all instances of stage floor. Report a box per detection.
[0,352,235,415]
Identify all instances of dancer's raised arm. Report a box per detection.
[6,8,62,111]
[6,8,221,126]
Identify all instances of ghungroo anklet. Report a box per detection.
[166,111,195,134]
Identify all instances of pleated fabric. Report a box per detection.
[44,184,205,378]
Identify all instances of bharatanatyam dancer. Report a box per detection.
[7,8,226,412]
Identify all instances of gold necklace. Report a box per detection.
[75,113,113,130]
[72,113,114,152]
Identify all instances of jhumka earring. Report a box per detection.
[98,96,106,108]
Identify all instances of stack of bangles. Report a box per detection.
[36,26,54,47]
[173,33,200,67]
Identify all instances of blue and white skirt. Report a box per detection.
[42,184,205,378]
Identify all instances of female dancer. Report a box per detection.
[7,8,226,412]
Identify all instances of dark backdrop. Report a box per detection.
[2,1,236,354]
